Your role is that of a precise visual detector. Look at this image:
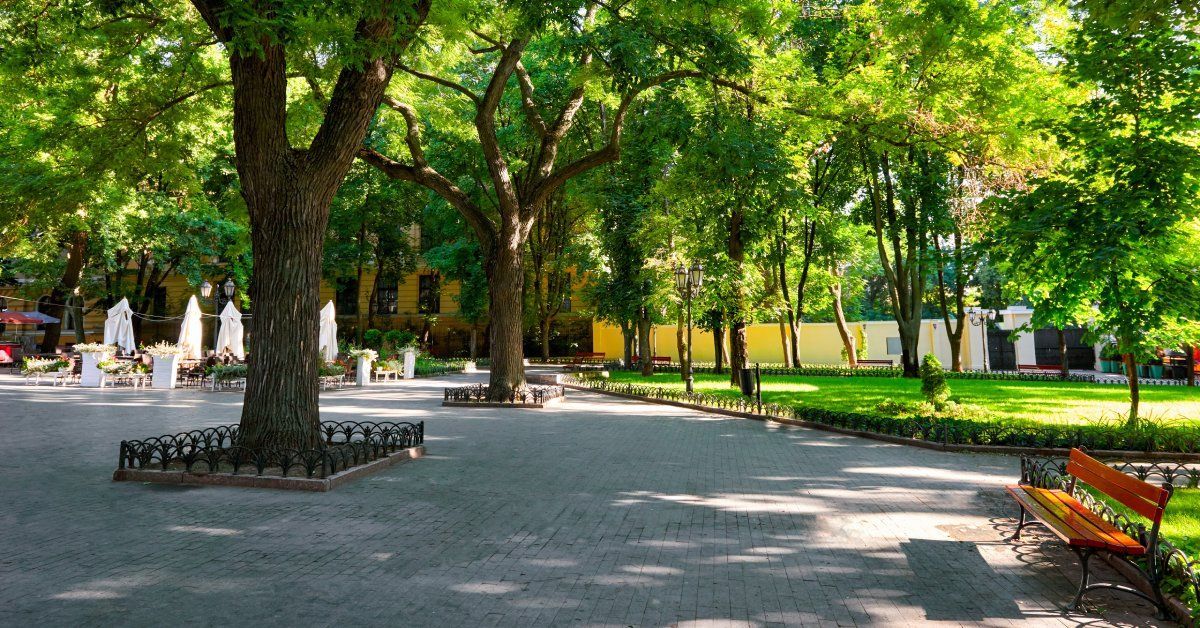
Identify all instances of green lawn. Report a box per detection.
[607,371,1200,425]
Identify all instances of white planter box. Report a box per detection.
[152,354,181,389]
[402,350,416,379]
[356,357,373,387]
[80,352,109,387]
[463,360,477,373]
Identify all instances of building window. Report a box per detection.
[886,337,902,356]
[418,274,440,314]
[375,275,398,315]
[335,278,358,316]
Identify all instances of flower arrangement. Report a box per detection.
[143,341,185,357]
[319,362,346,377]
[22,357,68,374]
[207,363,248,381]
[97,360,134,374]
[347,348,378,362]
[73,343,116,354]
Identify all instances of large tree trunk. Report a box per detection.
[638,307,653,377]
[830,283,857,367]
[777,316,790,368]
[39,231,87,353]
[729,205,747,387]
[239,192,327,450]
[1124,352,1140,427]
[540,317,552,362]
[469,325,478,360]
[484,235,527,399]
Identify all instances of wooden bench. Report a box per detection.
[632,355,672,366]
[855,359,893,368]
[1017,363,1063,376]
[572,352,606,365]
[1007,448,1172,617]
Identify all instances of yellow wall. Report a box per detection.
[592,318,975,367]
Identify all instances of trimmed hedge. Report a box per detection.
[571,377,1200,454]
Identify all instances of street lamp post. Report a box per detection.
[968,308,997,372]
[200,279,236,355]
[674,262,704,394]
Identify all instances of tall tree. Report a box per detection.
[996,2,1200,424]
[360,4,756,397]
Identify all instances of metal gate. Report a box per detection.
[1033,327,1095,369]
[987,328,1016,371]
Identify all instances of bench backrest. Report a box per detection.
[1067,448,1172,526]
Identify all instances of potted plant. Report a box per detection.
[1098,343,1119,373]
[347,348,378,387]
[1149,356,1165,380]
[21,356,68,384]
[145,341,186,389]
[74,343,115,387]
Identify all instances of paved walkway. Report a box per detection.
[0,371,1172,626]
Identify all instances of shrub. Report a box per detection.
[362,329,383,350]
[920,353,949,409]
[383,329,418,351]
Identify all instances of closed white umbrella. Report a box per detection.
[178,295,204,359]
[216,301,245,359]
[318,301,338,362]
[103,297,136,354]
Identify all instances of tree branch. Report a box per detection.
[514,63,547,137]
[474,38,527,218]
[398,64,480,105]
[529,70,747,211]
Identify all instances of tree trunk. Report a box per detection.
[40,231,87,353]
[540,317,552,362]
[777,316,790,368]
[484,236,527,399]
[830,283,857,367]
[619,321,634,367]
[1124,352,1140,427]
[469,326,478,360]
[898,321,921,377]
[1058,328,1069,378]
[638,307,653,377]
[355,221,367,345]
[239,190,328,450]
[712,312,725,374]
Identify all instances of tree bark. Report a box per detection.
[484,232,527,398]
[638,306,653,377]
[1186,344,1195,387]
[620,321,634,367]
[830,282,857,367]
[1123,352,1140,427]
[39,231,88,353]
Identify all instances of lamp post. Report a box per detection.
[674,262,704,394]
[968,308,997,372]
[200,279,236,355]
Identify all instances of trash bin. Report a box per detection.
[739,368,756,397]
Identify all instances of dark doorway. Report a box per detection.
[987,328,1016,371]
[1033,327,1095,368]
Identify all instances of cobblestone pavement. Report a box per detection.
[0,371,1173,627]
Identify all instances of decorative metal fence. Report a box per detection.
[443,383,565,405]
[117,420,424,479]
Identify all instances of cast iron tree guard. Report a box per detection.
[674,262,704,394]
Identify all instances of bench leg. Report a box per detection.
[1066,547,1095,612]
[1012,506,1026,540]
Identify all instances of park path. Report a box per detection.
[0,371,1172,626]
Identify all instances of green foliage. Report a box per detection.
[362,329,383,350]
[919,353,950,408]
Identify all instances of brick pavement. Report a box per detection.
[0,372,1174,626]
